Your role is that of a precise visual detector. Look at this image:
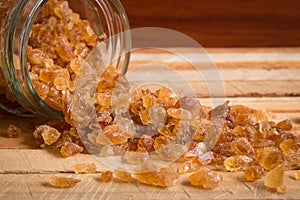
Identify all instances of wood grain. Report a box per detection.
[0,149,107,173]
[1,48,300,199]
[128,48,300,97]
[129,48,300,69]
[121,0,300,47]
[0,171,300,200]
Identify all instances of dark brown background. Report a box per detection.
[121,0,300,47]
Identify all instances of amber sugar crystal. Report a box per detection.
[50,176,81,188]
[102,124,131,145]
[133,167,179,187]
[224,155,253,172]
[264,165,285,193]
[231,137,255,156]
[189,167,222,189]
[244,165,264,182]
[294,170,300,180]
[178,157,202,174]
[72,163,97,174]
[257,147,284,170]
[123,147,149,165]
[60,142,84,157]
[113,169,134,183]
[34,125,61,145]
[100,171,113,182]
[7,124,22,138]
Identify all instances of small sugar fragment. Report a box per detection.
[7,124,22,138]
[100,171,113,182]
[50,176,80,188]
[72,163,97,174]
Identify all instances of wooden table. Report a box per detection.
[1,48,300,199]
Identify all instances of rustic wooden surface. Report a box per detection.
[1,48,300,199]
[121,0,300,47]
[128,48,300,97]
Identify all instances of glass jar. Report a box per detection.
[0,0,131,119]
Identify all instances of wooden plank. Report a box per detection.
[129,48,300,69]
[128,69,300,81]
[138,47,300,53]
[128,78,300,98]
[130,61,300,71]
[0,171,299,199]
[199,97,300,112]
[131,50,300,63]
[127,48,300,97]
[0,149,107,174]
[221,80,300,97]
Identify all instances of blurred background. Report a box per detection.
[121,0,300,47]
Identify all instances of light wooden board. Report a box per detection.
[1,48,300,199]
[128,80,300,97]
[0,149,105,173]
[0,171,300,200]
[128,48,300,98]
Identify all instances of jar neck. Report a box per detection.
[0,0,131,119]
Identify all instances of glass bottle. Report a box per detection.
[0,0,131,119]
